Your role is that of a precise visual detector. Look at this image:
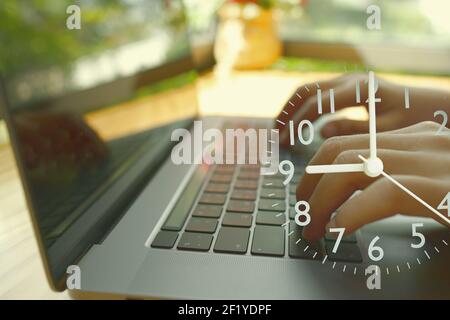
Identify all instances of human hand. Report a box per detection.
[275,73,450,145]
[297,121,450,241]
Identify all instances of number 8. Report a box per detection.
[294,201,311,227]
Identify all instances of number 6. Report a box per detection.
[368,236,384,262]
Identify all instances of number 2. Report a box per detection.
[434,110,448,135]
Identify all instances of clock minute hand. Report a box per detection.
[358,155,450,226]
[363,71,384,178]
[368,71,377,160]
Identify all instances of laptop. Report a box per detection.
[0,1,448,299]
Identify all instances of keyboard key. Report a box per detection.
[289,195,297,207]
[162,168,209,231]
[325,232,357,243]
[210,174,233,183]
[288,224,322,260]
[256,211,286,226]
[192,204,222,218]
[227,200,255,213]
[177,232,213,252]
[234,180,258,190]
[291,174,301,184]
[266,172,285,180]
[289,207,296,219]
[205,183,229,194]
[215,165,235,174]
[262,178,284,189]
[151,231,179,249]
[325,242,362,263]
[185,217,218,233]
[231,189,257,201]
[289,184,297,194]
[238,171,260,180]
[294,166,305,174]
[251,225,285,257]
[240,164,260,172]
[258,199,286,212]
[260,188,285,199]
[214,227,250,254]
[222,213,252,228]
[199,193,227,205]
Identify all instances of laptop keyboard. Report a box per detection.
[151,152,363,264]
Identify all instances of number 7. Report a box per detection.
[329,227,346,253]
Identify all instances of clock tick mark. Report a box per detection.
[424,250,430,260]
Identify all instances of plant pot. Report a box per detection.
[215,3,282,70]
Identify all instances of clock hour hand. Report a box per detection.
[306,163,365,174]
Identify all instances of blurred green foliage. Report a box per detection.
[0,0,128,76]
[0,0,187,77]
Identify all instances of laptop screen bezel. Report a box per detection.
[0,54,199,292]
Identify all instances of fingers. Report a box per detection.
[320,119,369,138]
[277,78,361,145]
[299,149,450,240]
[275,74,352,130]
[297,134,429,200]
[328,176,450,235]
[320,112,402,138]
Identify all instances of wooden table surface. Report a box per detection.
[1,70,449,299]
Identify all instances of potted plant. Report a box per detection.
[214,0,308,70]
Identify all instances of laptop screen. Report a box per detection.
[0,0,198,288]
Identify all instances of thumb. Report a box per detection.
[320,119,369,138]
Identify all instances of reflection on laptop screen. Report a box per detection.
[0,0,198,284]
